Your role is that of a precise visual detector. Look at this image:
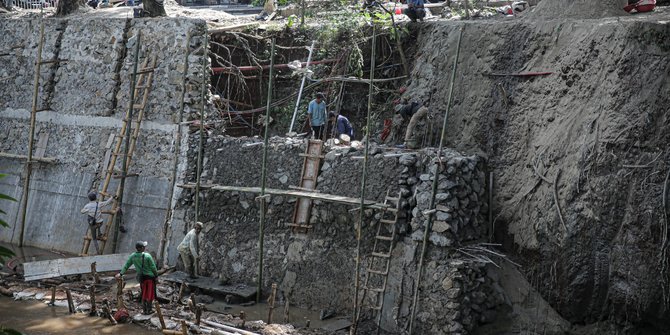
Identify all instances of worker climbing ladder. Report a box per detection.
[80,54,157,256]
[288,139,324,233]
[355,191,401,334]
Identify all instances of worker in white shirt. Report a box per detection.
[178,221,203,279]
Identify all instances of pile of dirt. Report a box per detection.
[529,0,628,19]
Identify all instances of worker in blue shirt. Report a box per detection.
[328,112,354,139]
[307,92,327,140]
[403,0,425,22]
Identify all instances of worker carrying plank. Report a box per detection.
[115,241,159,315]
[80,192,116,254]
[178,222,203,279]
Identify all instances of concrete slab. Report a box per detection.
[162,271,256,300]
[320,318,352,332]
[23,253,132,281]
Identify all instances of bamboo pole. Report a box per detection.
[196,303,204,326]
[91,262,100,284]
[49,286,56,306]
[351,25,377,335]
[112,31,142,254]
[267,283,277,324]
[240,310,246,328]
[18,20,45,247]
[201,320,258,335]
[283,299,290,323]
[177,281,186,302]
[195,33,209,224]
[488,171,493,242]
[181,320,188,335]
[102,299,117,325]
[116,278,126,310]
[155,301,167,329]
[89,285,97,314]
[408,25,464,335]
[66,288,75,313]
[288,41,316,134]
[257,38,276,303]
[160,31,193,264]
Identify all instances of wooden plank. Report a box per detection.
[320,319,352,332]
[23,253,132,281]
[162,271,257,300]
[293,140,323,228]
[34,132,49,158]
[178,184,387,209]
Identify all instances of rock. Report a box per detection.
[399,154,416,166]
[436,193,449,201]
[324,150,339,161]
[195,294,214,304]
[429,233,452,247]
[446,288,462,299]
[411,230,424,241]
[441,277,454,290]
[433,220,450,233]
[436,211,452,221]
[279,175,289,184]
[240,200,250,209]
[151,317,178,329]
[133,313,154,322]
[407,177,418,185]
[272,196,284,205]
[419,174,431,181]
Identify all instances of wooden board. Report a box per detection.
[23,253,132,281]
[320,319,352,332]
[162,271,257,300]
[34,132,49,158]
[293,139,323,227]
[178,184,387,210]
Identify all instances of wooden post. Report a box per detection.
[65,289,75,313]
[267,283,277,324]
[89,285,97,314]
[181,320,188,335]
[49,286,56,306]
[102,299,118,325]
[177,281,186,303]
[306,320,310,328]
[195,303,204,326]
[155,301,166,329]
[91,262,100,284]
[189,293,197,311]
[116,278,126,310]
[240,311,246,328]
[463,0,470,18]
[283,298,290,323]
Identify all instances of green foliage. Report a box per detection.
[0,173,16,263]
[0,328,22,335]
[286,14,298,29]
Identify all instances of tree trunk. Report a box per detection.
[55,0,85,16]
[531,0,627,19]
[143,0,166,17]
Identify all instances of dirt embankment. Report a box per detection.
[403,8,670,332]
[529,0,628,19]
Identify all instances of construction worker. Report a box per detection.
[307,92,327,140]
[403,0,426,22]
[80,192,115,254]
[178,222,203,279]
[328,112,354,139]
[394,98,429,148]
[115,241,158,315]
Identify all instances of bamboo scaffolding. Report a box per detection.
[257,38,276,303]
[18,20,45,247]
[351,24,377,335]
[112,31,142,253]
[408,25,465,335]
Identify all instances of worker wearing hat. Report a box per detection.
[115,241,159,314]
[178,222,203,279]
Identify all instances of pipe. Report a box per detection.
[112,31,141,254]
[351,25,377,335]
[195,33,209,225]
[18,20,45,247]
[288,41,316,134]
[257,38,276,303]
[408,25,464,335]
[211,59,336,74]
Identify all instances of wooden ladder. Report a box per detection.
[356,191,401,334]
[80,55,157,256]
[288,139,324,233]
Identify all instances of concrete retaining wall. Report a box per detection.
[0,17,207,259]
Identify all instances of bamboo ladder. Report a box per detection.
[80,55,157,256]
[354,190,401,334]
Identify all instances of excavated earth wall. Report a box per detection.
[174,135,501,333]
[0,17,207,256]
[402,12,670,332]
